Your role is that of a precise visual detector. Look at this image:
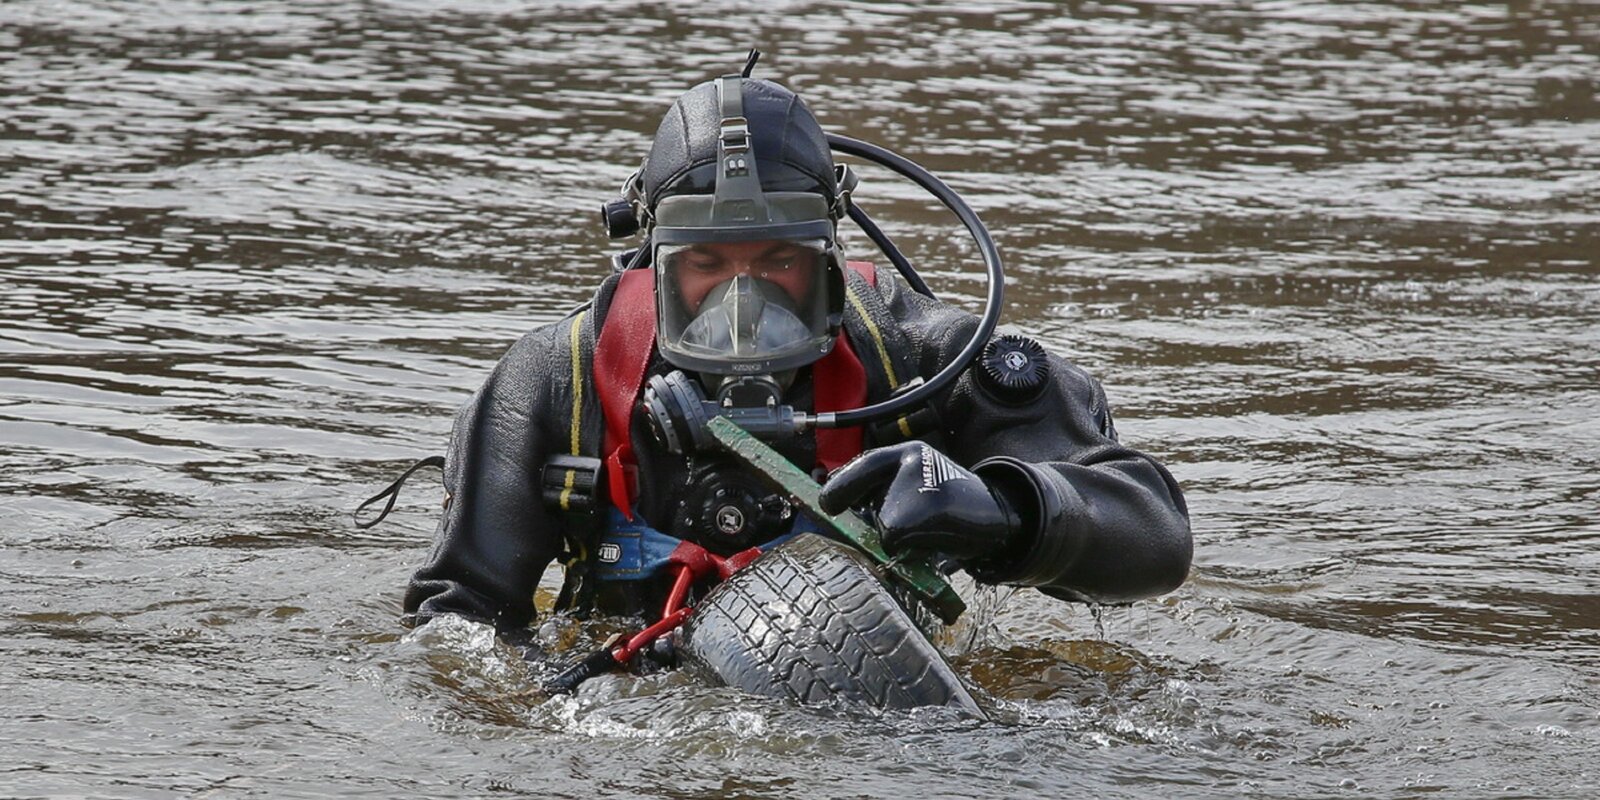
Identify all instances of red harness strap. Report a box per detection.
[817,261,879,470]
[592,262,879,517]
[593,268,655,520]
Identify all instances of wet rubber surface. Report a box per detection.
[679,534,982,714]
[2,1,1596,797]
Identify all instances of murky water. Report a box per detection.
[3,1,1597,796]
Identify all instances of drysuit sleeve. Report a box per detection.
[872,274,1193,604]
[402,320,571,631]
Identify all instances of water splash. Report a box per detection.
[928,578,1019,656]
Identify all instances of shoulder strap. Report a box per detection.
[593,268,657,519]
[811,261,878,470]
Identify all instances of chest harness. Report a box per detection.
[543,261,886,615]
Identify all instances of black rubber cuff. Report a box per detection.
[968,457,1085,587]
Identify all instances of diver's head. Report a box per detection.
[636,74,846,377]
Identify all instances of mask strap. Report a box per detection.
[712,75,770,224]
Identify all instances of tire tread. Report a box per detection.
[679,534,981,713]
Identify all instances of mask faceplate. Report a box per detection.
[656,238,837,375]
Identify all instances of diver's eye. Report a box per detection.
[680,254,724,273]
[754,248,804,273]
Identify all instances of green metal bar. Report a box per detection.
[704,416,966,624]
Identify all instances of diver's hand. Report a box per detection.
[818,441,1021,561]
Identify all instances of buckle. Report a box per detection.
[720,117,750,154]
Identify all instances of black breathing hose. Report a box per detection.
[817,133,1005,430]
[845,204,936,300]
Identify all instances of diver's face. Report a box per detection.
[669,239,817,313]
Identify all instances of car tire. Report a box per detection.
[677,533,982,715]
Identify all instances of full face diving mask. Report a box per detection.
[650,74,845,376]
[657,238,836,374]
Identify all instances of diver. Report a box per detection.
[397,60,1192,648]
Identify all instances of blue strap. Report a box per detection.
[594,508,822,582]
[594,508,684,581]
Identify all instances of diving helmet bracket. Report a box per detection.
[643,370,810,456]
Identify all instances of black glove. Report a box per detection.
[818,441,1022,562]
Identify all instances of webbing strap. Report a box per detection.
[352,455,445,529]
[566,309,588,456]
[594,268,656,520]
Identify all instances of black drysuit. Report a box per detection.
[403,265,1192,631]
